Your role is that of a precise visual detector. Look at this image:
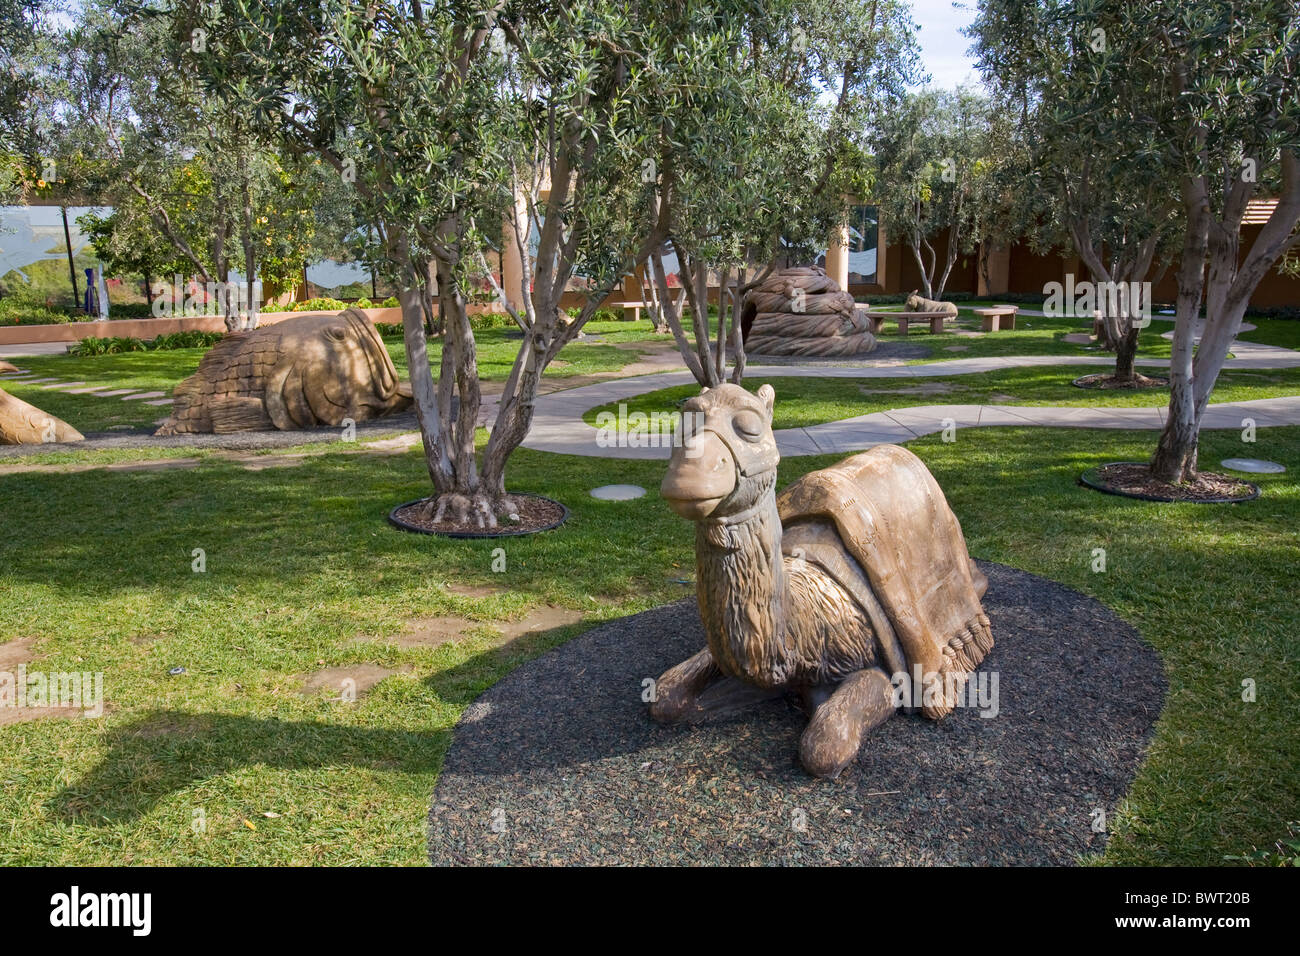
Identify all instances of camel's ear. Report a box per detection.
[700,386,710,394]
[757,383,775,417]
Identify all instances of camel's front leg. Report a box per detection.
[648,648,721,723]
[799,668,896,779]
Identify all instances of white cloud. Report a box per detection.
[909,0,984,90]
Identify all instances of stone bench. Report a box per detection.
[620,301,649,321]
[861,310,949,335]
[973,305,1019,331]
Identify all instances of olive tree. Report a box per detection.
[1140,1,1300,481]
[190,0,717,527]
[977,1,1300,474]
[60,1,334,329]
[972,0,1183,385]
[871,87,996,301]
[652,0,921,386]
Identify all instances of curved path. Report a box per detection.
[522,339,1300,459]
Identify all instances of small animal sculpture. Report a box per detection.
[654,383,992,778]
[0,388,84,445]
[905,290,959,319]
[741,266,875,356]
[157,309,412,435]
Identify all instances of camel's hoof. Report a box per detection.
[798,670,896,779]
[798,725,861,779]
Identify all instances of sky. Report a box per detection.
[909,0,983,90]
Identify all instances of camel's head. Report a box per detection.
[905,290,921,310]
[661,383,779,521]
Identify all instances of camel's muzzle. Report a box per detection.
[661,428,736,519]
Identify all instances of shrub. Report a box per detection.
[292,297,349,312]
[380,295,399,308]
[374,322,403,338]
[67,330,225,356]
[0,298,77,326]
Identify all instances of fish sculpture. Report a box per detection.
[0,388,85,445]
[157,309,412,435]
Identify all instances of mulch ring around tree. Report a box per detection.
[1081,462,1260,504]
[1072,372,1170,389]
[389,493,568,538]
[428,561,1166,865]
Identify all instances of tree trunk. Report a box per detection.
[1149,176,1211,483]
[1113,326,1139,383]
[1149,383,1199,482]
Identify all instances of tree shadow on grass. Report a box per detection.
[45,619,598,827]
[46,711,448,826]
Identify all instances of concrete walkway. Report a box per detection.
[521,343,1300,460]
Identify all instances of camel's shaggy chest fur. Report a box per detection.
[695,502,875,689]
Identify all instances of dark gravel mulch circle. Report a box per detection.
[1071,372,1169,389]
[1081,462,1260,503]
[429,562,1166,865]
[390,493,568,538]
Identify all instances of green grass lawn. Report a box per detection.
[1,422,1298,865]
[586,365,1300,432]
[383,319,663,383]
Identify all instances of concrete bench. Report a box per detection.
[862,310,949,335]
[973,305,1019,331]
[620,301,649,321]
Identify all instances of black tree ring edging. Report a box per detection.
[1079,463,1260,504]
[388,495,570,539]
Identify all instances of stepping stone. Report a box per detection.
[1220,458,1286,474]
[18,377,59,385]
[143,398,174,406]
[943,345,970,352]
[42,381,86,390]
[1063,332,1094,345]
[590,484,646,501]
[64,385,115,394]
[94,389,141,397]
[123,391,166,401]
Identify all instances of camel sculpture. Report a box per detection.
[158,309,412,434]
[741,266,876,356]
[905,290,959,319]
[653,383,992,778]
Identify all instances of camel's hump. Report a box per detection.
[776,445,993,718]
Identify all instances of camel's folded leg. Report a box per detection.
[648,647,720,723]
[799,668,896,779]
[968,559,989,598]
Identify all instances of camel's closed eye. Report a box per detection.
[733,410,763,439]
